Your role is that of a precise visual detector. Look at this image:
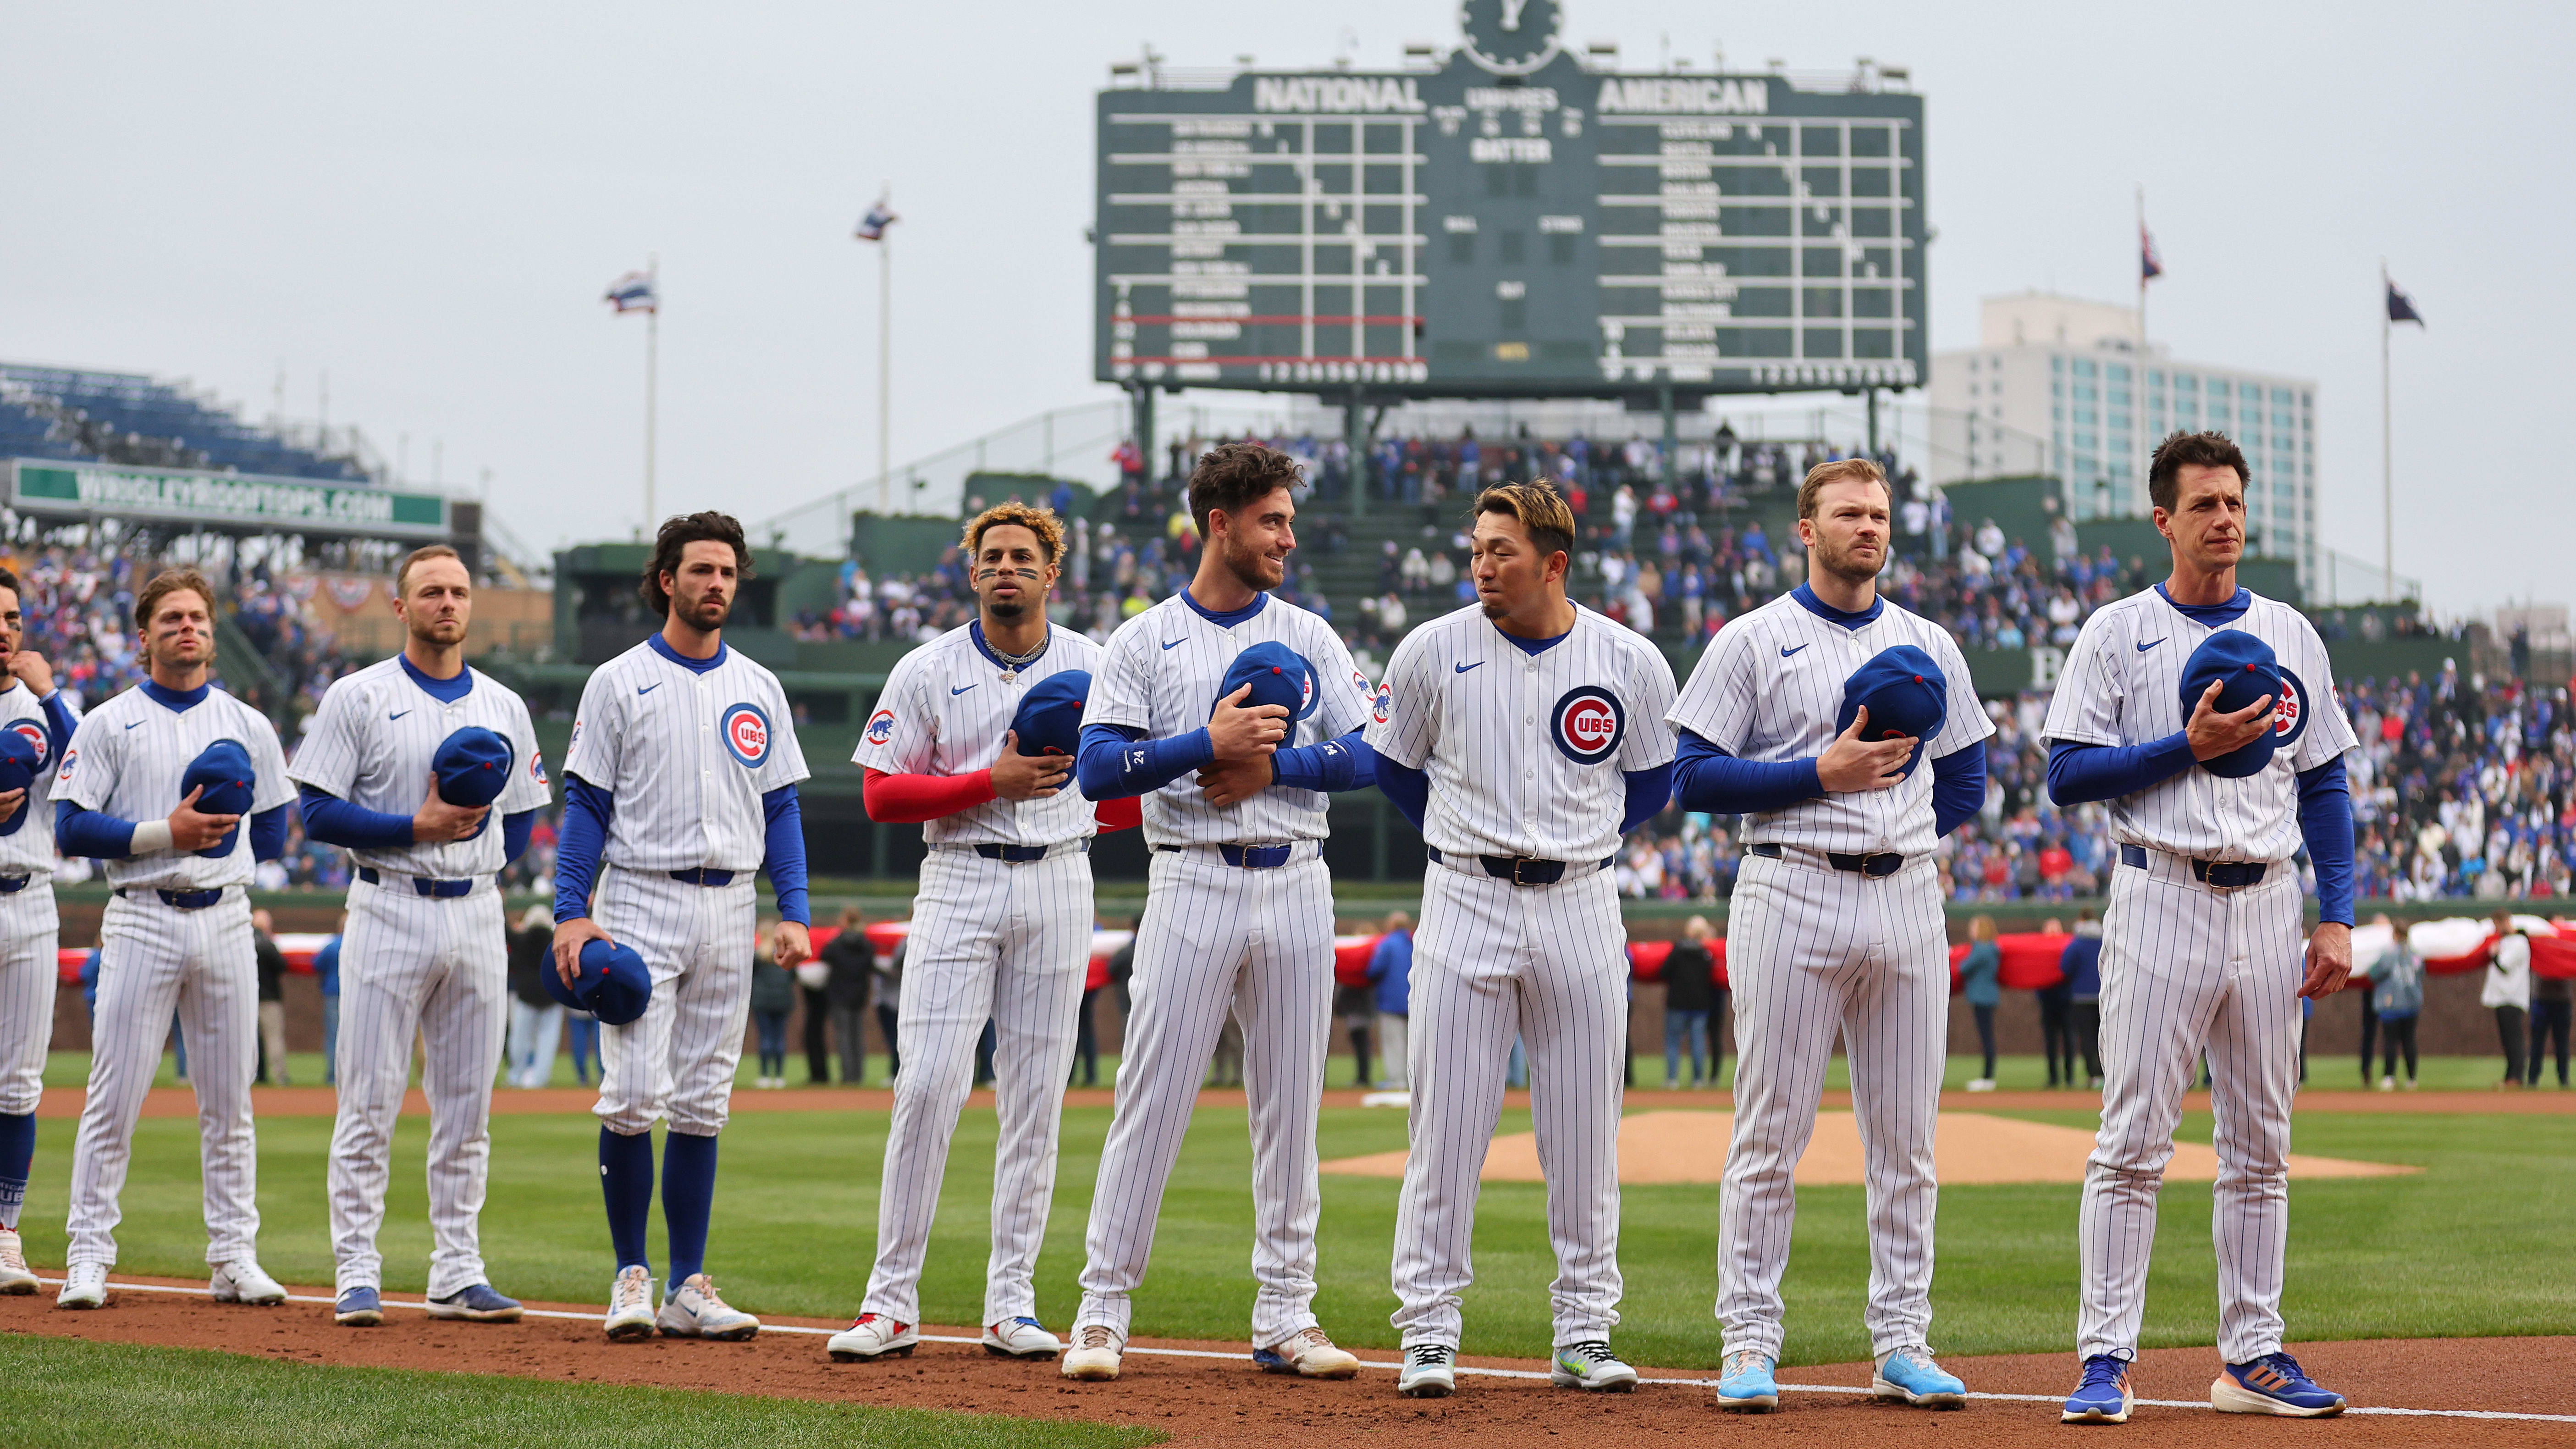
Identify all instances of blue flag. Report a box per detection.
[2386,280,2423,326]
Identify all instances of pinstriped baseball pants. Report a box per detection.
[66,890,261,1268]
[2080,857,2305,1364]
[1392,863,1627,1350]
[1716,852,1948,1359]
[863,847,1091,1326]
[1076,845,1335,1349]
[327,877,507,1298]
[594,868,756,1138]
[0,885,58,1117]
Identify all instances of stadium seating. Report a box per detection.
[0,361,358,480]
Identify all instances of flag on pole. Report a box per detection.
[855,195,898,242]
[603,271,658,314]
[2386,279,2424,326]
[2140,222,2163,282]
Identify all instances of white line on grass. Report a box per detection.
[41,1279,2576,1424]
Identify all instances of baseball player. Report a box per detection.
[1059,440,1379,1382]
[826,503,1142,1363]
[290,544,552,1328]
[52,569,296,1310]
[1666,458,1991,1412]
[0,565,79,1295]
[553,511,813,1343]
[1364,482,1676,1398]
[2044,431,2355,1423]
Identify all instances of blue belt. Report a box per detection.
[670,868,735,887]
[973,841,1090,863]
[1747,842,1907,877]
[117,886,225,910]
[2119,843,2267,888]
[0,874,28,894]
[358,867,474,899]
[1156,843,1293,870]
[1428,846,1613,887]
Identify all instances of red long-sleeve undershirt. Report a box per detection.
[862,768,1141,832]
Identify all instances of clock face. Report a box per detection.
[1459,0,1562,76]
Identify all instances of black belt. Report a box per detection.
[971,841,1090,863]
[670,868,735,887]
[359,867,474,899]
[0,874,28,894]
[2119,843,2267,888]
[1155,843,1293,869]
[117,886,225,910]
[1427,846,1613,887]
[1746,842,1908,877]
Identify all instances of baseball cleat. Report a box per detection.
[56,1261,108,1310]
[2211,1352,2344,1416]
[604,1266,657,1341]
[1253,1326,1361,1379]
[210,1259,287,1306]
[1061,1324,1124,1380]
[659,1272,760,1341]
[982,1316,1063,1359]
[426,1283,523,1322]
[1715,1348,1779,1411]
[827,1312,918,1361]
[2061,1352,2135,1424]
[1398,1343,1457,1398]
[334,1285,383,1327]
[1550,1340,1638,1392]
[1871,1345,1965,1408]
[0,1228,37,1294]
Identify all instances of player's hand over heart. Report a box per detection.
[1208,685,1289,763]
[0,788,23,819]
[2185,679,2275,762]
[990,732,1072,801]
[412,771,491,843]
[772,919,813,969]
[166,785,242,852]
[552,917,612,988]
[2300,921,2352,1000]
[1194,755,1273,809]
[1816,707,1916,793]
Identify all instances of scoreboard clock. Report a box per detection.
[1459,0,1562,76]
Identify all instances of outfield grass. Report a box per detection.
[15,1064,2573,1370]
[0,1334,1162,1449]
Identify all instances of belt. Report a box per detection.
[0,874,28,894]
[1155,842,1294,870]
[116,886,226,910]
[960,840,1091,863]
[1427,846,1613,887]
[670,868,735,887]
[2119,843,2268,888]
[359,867,476,899]
[1746,842,1908,877]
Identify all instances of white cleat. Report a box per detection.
[982,1316,1064,1360]
[56,1261,107,1310]
[604,1266,657,1341]
[1399,1343,1458,1398]
[1257,1326,1361,1379]
[827,1312,918,1361]
[657,1272,760,1341]
[0,1228,38,1294]
[1061,1324,1124,1381]
[210,1259,286,1305]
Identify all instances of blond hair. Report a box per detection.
[961,501,1065,564]
[396,543,465,597]
[1796,457,1892,519]
[1473,481,1578,558]
[134,568,218,633]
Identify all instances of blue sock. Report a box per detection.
[598,1127,655,1273]
[662,1130,718,1292]
[0,1112,32,1232]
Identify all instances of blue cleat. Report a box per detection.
[2212,1352,2345,1417]
[333,1285,381,1327]
[426,1283,524,1323]
[1715,1348,1779,1412]
[1871,1345,1965,1408]
[2062,1353,2135,1424]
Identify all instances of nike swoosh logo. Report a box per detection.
[1780,643,1809,658]
[1454,661,1483,674]
[124,720,143,730]
[388,710,411,721]
[2137,638,2167,653]
[1161,639,1186,651]
[951,684,977,696]
[636,683,661,695]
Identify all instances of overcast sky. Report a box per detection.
[4,1,2566,614]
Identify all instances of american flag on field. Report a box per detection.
[602,271,658,313]
[855,195,898,242]
[2386,279,2424,326]
[2140,223,2163,283]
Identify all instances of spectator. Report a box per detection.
[564,1005,600,1087]
[1663,917,1716,1090]
[1960,915,2001,1091]
[1335,975,1375,1091]
[1207,1012,1244,1090]
[504,904,561,1089]
[2372,914,2421,1091]
[821,908,875,1085]
[252,908,289,1086]
[2062,909,2104,1088]
[749,917,795,1089]
[1073,929,1110,1089]
[1368,910,1414,1090]
[2484,909,2530,1088]
[2531,936,2572,1089]
[2037,925,2078,1089]
[877,934,908,1084]
[315,915,344,1087]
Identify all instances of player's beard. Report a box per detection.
[984,593,1028,622]
[676,591,729,631]
[407,615,466,648]
[1223,532,1283,593]
[1810,533,1884,589]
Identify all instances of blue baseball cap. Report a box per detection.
[180,739,257,858]
[0,726,38,837]
[1011,670,1091,758]
[433,726,514,808]
[542,938,653,1026]
[1833,644,1947,780]
[1215,641,1315,721]
[2178,629,2282,779]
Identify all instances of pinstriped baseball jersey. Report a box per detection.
[1667,591,1992,856]
[1366,603,1677,862]
[1083,592,1372,846]
[55,685,292,890]
[853,622,1105,847]
[2041,588,2355,862]
[287,658,553,877]
[562,639,810,872]
[0,680,72,876]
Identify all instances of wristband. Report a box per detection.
[131,819,174,854]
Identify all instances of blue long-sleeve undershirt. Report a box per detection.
[1372,757,1673,840]
[2296,758,2355,926]
[1269,728,1376,793]
[57,799,289,861]
[502,809,534,864]
[553,774,612,923]
[36,693,75,761]
[1077,723,1212,800]
[1623,763,1673,833]
[1377,757,1429,830]
[1931,743,1986,837]
[2044,733,2199,807]
[1672,729,1822,816]
[248,804,287,862]
[298,784,538,866]
[761,785,810,925]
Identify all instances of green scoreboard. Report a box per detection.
[1095,0,1926,401]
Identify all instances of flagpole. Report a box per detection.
[2381,259,2392,597]
[2136,185,2148,518]
[877,218,892,515]
[645,252,660,533]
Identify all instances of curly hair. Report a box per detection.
[1186,440,1302,537]
[960,501,1065,564]
[642,511,753,616]
[2148,431,2248,512]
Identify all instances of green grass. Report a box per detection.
[0,1335,1163,1449]
[18,1056,2571,1372]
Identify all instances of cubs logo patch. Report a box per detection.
[6,720,49,769]
[2271,665,2310,748]
[55,748,76,784]
[568,719,584,753]
[1350,669,1371,698]
[1371,684,1391,727]
[529,748,548,785]
[1550,686,1626,765]
[864,708,896,747]
[721,702,772,767]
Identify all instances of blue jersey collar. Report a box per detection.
[2154,582,2252,627]
[398,653,474,703]
[647,632,729,674]
[140,679,210,712]
[969,619,1050,671]
[1790,582,1884,630]
[1180,586,1267,628]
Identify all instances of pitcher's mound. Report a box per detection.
[1320,1110,2418,1185]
